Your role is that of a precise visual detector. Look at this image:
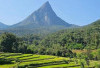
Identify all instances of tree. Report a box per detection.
[0,33,17,52]
[85,57,90,67]
[97,49,100,60]
[18,42,27,53]
[80,62,84,68]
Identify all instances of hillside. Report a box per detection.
[3,1,77,36]
[40,19,100,50]
[0,19,100,56]
[0,13,100,68]
[0,22,9,29]
[0,53,99,68]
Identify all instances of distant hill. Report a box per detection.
[4,1,77,36]
[0,22,9,29]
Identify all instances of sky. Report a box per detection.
[0,0,100,26]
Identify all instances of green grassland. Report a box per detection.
[0,53,99,68]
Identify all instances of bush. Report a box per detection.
[96,64,100,68]
[80,62,84,68]
[0,58,12,64]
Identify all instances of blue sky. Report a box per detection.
[0,0,100,26]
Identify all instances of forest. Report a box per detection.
[0,20,100,59]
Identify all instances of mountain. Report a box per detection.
[0,22,9,29]
[4,1,77,36]
[12,1,72,28]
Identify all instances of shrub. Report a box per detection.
[0,58,12,64]
[96,64,100,68]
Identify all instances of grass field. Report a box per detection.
[0,53,99,68]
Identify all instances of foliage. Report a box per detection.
[0,32,17,52]
[0,20,100,58]
[80,62,84,68]
[0,58,12,64]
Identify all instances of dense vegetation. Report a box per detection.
[41,20,100,50]
[0,20,100,55]
[0,20,100,67]
[0,32,73,57]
